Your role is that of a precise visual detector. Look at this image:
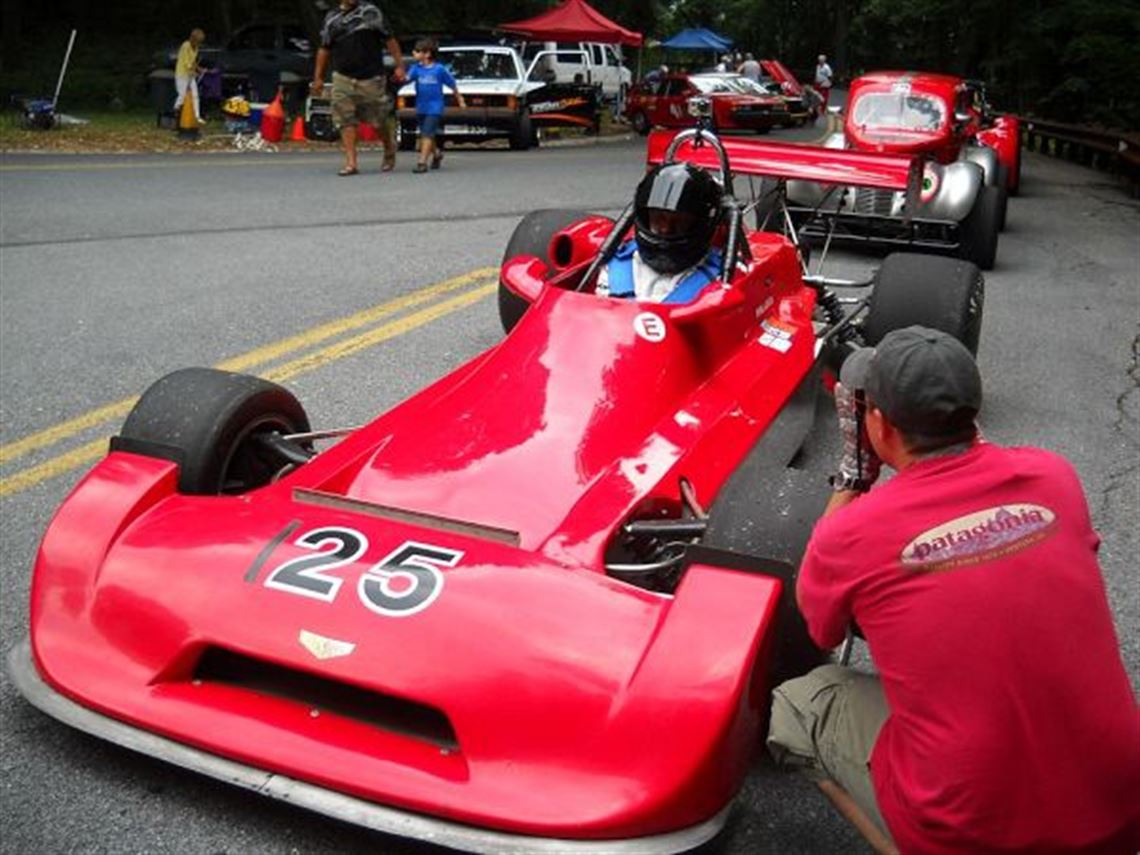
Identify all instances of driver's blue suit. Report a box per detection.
[600,241,722,304]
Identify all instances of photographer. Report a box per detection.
[767,327,1139,854]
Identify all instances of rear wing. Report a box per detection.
[646,129,922,195]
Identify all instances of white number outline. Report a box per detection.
[264,526,369,602]
[358,541,461,618]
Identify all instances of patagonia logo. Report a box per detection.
[901,504,1056,571]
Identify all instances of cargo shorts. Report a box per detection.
[767,664,895,841]
[330,72,391,129]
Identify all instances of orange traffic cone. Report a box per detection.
[290,116,306,141]
[177,89,199,139]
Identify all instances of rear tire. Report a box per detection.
[631,112,650,136]
[958,184,1001,270]
[118,368,310,495]
[498,209,597,334]
[994,165,1009,231]
[862,253,984,355]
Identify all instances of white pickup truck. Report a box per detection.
[396,43,600,150]
[520,41,633,103]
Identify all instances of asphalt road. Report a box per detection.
[1,125,1137,855]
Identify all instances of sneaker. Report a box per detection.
[430,151,443,170]
[413,163,428,174]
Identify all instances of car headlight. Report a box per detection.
[921,164,941,202]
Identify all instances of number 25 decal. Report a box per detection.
[262,525,461,617]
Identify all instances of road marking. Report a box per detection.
[0,267,496,467]
[0,272,497,497]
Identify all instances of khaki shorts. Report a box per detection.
[330,72,391,129]
[767,664,894,841]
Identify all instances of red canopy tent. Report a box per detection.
[499,0,644,47]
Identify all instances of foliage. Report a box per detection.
[1,0,1135,127]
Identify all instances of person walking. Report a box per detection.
[767,327,1140,855]
[814,53,834,110]
[406,38,465,173]
[310,0,404,176]
[173,28,207,125]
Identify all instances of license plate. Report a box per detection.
[443,124,489,135]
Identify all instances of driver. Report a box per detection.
[766,327,1140,855]
[596,162,723,304]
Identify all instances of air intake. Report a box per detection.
[194,647,458,750]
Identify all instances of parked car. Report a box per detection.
[519,40,632,103]
[701,73,816,126]
[624,72,788,135]
[396,43,600,150]
[148,21,314,111]
[781,71,1017,269]
[9,121,984,855]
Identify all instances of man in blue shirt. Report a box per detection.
[597,162,724,303]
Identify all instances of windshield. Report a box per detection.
[440,50,519,81]
[851,92,946,131]
[690,77,734,94]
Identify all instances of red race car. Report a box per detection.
[625,72,788,135]
[9,120,984,853]
[782,70,1021,269]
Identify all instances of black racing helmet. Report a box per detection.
[634,163,723,274]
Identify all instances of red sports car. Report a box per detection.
[9,125,984,853]
[782,70,1020,269]
[625,72,788,135]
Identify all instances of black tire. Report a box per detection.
[509,111,533,150]
[862,252,984,355]
[698,370,834,687]
[958,184,1001,270]
[631,111,650,136]
[118,368,310,495]
[498,209,598,334]
[398,122,416,151]
[994,164,1009,231]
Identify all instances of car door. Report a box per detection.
[660,78,693,127]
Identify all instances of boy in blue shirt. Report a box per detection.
[407,39,465,173]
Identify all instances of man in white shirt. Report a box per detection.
[814,54,834,109]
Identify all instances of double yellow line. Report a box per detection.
[0,268,499,498]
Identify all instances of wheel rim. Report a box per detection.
[219,414,302,494]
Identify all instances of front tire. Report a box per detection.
[498,209,597,334]
[631,112,650,135]
[957,184,1001,270]
[862,253,984,355]
[118,368,310,495]
[509,111,533,150]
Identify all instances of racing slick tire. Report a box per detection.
[118,368,311,495]
[994,165,1009,231]
[957,184,1001,271]
[630,111,650,136]
[700,370,833,687]
[863,253,984,356]
[509,112,533,151]
[499,208,597,334]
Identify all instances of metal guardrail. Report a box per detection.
[1020,117,1140,193]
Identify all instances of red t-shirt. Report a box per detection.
[798,442,1140,854]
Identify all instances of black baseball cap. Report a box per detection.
[841,326,982,436]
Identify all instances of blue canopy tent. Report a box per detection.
[660,27,733,51]
[659,28,733,74]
